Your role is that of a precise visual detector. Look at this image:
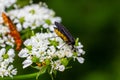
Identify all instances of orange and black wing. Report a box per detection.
[54,22,75,45]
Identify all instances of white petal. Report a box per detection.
[1,61,9,68]
[49,25,54,31]
[18,48,29,57]
[22,59,32,68]
[8,65,14,71]
[7,49,15,58]
[77,42,83,48]
[13,19,19,23]
[0,57,3,62]
[65,52,73,58]
[11,68,17,75]
[23,22,30,29]
[78,49,84,53]
[24,39,31,46]
[77,57,84,64]
[58,65,65,72]
[7,58,14,63]
[0,48,6,57]
[16,23,22,31]
[43,24,48,28]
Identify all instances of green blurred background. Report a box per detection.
[16,0,120,80]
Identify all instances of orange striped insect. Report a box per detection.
[2,12,22,50]
[54,22,75,48]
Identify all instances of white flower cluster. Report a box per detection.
[0,15,17,78]
[0,0,16,13]
[8,3,61,31]
[18,32,85,72]
[0,0,85,78]
[0,48,17,77]
[0,4,17,77]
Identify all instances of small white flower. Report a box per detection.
[58,65,65,72]
[56,51,65,58]
[0,60,9,68]
[75,42,85,55]
[47,46,56,57]
[77,42,83,48]
[53,60,61,70]
[6,49,15,63]
[2,35,15,47]
[0,61,17,77]
[7,65,17,77]
[0,48,15,63]
[3,65,17,77]
[64,47,73,57]
[11,68,17,76]
[0,25,9,34]
[0,38,5,47]
[51,60,66,72]
[0,68,6,78]
[0,48,5,61]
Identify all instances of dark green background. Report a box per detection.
[15,0,120,80]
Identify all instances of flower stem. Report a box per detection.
[0,72,38,80]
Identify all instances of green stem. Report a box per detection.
[50,74,54,80]
[0,72,38,80]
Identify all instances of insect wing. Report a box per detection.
[55,22,75,45]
